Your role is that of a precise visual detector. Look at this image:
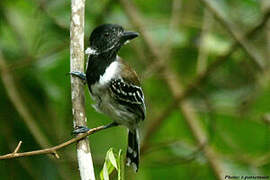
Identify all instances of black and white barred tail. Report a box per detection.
[126,129,140,172]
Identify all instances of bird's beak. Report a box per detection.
[121,31,139,42]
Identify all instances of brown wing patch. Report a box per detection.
[117,57,141,86]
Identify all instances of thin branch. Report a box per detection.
[3,127,39,179]
[0,125,108,160]
[143,7,270,80]
[119,0,224,179]
[199,0,266,70]
[0,51,51,148]
[163,0,182,57]
[0,16,77,180]
[70,0,95,180]
[13,141,23,154]
[0,51,74,180]
[1,1,69,71]
[143,0,182,79]
[142,8,270,147]
[141,9,270,178]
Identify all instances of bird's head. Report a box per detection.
[86,24,139,55]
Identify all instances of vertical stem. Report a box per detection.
[70,0,96,179]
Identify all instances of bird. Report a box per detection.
[70,24,146,172]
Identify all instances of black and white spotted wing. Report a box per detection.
[110,79,146,120]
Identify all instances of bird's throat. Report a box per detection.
[86,51,117,86]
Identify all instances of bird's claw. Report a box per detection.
[69,71,87,84]
[72,126,90,134]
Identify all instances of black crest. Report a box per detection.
[89,24,139,54]
[89,24,124,53]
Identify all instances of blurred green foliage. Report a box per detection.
[0,0,269,179]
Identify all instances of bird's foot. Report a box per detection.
[69,71,86,84]
[72,126,90,134]
[72,122,119,135]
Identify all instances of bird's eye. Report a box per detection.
[104,32,110,37]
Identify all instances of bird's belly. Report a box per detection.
[90,84,138,129]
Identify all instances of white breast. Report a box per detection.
[99,61,119,85]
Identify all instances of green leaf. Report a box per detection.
[117,149,125,180]
[100,148,125,180]
[102,161,109,180]
[108,148,118,169]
